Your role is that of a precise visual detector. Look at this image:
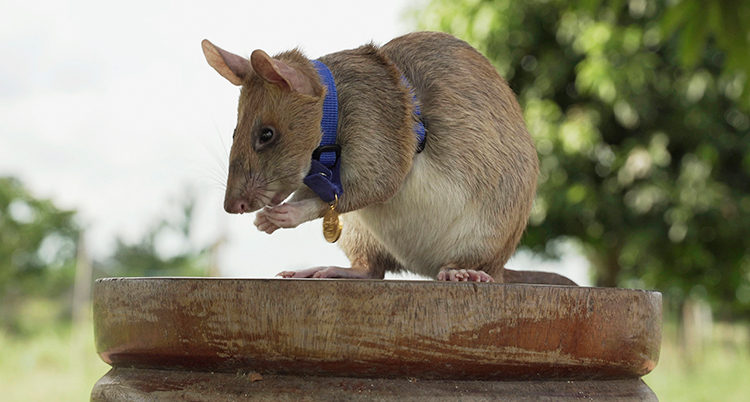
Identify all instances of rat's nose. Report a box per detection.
[225,198,251,214]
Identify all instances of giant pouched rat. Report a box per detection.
[202,31,575,285]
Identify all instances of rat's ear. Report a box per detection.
[250,50,315,96]
[202,39,249,86]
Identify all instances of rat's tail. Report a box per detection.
[502,269,578,286]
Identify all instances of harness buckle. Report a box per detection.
[312,144,341,167]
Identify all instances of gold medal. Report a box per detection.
[322,195,342,243]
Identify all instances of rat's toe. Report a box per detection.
[438,267,494,283]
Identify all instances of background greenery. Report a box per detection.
[416,0,750,318]
[0,177,211,337]
[0,178,212,400]
[2,0,749,400]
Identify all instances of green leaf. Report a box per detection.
[659,0,695,37]
[678,3,710,67]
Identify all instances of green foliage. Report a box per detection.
[0,322,109,402]
[0,177,80,332]
[660,0,750,100]
[1,177,210,334]
[95,193,211,278]
[0,177,80,297]
[644,321,750,401]
[416,0,750,317]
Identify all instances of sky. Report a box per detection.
[0,0,590,284]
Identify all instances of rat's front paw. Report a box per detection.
[257,199,322,233]
[437,268,494,282]
[254,209,281,234]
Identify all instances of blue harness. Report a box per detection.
[303,60,425,204]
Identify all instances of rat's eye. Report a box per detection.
[259,127,275,144]
[232,128,237,139]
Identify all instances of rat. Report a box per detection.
[202,31,576,285]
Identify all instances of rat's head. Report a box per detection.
[202,40,324,214]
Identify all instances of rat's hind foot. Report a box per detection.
[437,268,494,282]
[277,266,372,279]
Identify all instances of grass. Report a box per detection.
[1,315,748,401]
[644,321,750,402]
[0,318,109,402]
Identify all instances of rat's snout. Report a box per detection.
[224,198,253,214]
[223,164,266,215]
[223,184,265,215]
[223,157,296,215]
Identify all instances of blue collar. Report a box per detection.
[310,60,340,167]
[303,60,342,204]
[303,60,426,204]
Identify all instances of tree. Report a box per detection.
[95,191,211,278]
[0,177,80,332]
[416,0,750,317]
